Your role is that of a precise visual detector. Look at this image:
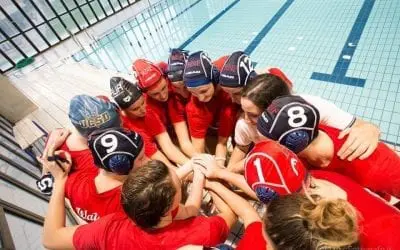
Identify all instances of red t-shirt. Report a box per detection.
[59,141,96,173]
[311,170,400,249]
[60,142,123,223]
[73,212,229,250]
[186,89,239,138]
[120,111,165,157]
[168,91,189,124]
[161,60,193,125]
[361,215,400,248]
[65,170,122,223]
[236,222,267,250]
[146,94,169,127]
[319,125,400,198]
[213,55,229,71]
[144,61,173,127]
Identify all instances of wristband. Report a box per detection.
[214,157,226,162]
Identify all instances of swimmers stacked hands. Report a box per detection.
[39,49,400,250]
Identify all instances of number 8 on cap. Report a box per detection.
[257,95,320,153]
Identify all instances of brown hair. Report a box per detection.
[121,160,177,229]
[241,73,290,110]
[264,194,359,250]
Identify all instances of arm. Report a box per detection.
[301,94,356,130]
[209,191,236,228]
[337,119,380,161]
[174,168,205,220]
[150,150,176,169]
[215,136,228,167]
[302,94,380,160]
[42,147,78,249]
[194,155,257,200]
[216,168,257,200]
[40,129,71,174]
[207,181,260,228]
[175,159,193,180]
[228,159,246,174]
[156,132,190,165]
[173,121,198,157]
[191,137,206,153]
[227,145,249,171]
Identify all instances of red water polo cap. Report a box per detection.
[132,59,164,91]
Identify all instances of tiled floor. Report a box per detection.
[71,0,400,147]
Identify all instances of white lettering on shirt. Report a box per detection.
[76,207,100,222]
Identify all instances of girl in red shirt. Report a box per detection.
[38,95,147,223]
[132,58,170,124]
[257,95,400,199]
[216,51,293,172]
[166,49,199,157]
[110,77,189,167]
[242,140,400,249]
[183,51,240,166]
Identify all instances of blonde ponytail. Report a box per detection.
[301,196,359,249]
[264,194,360,250]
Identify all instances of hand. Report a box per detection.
[42,145,72,181]
[337,120,380,161]
[39,129,70,164]
[204,179,218,190]
[192,154,222,179]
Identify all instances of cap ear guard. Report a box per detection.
[282,130,310,153]
[107,154,133,175]
[214,244,235,250]
[255,185,279,204]
[248,70,257,83]
[167,70,184,82]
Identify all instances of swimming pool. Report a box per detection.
[72,0,400,146]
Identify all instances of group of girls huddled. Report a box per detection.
[38,49,400,250]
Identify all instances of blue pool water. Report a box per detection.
[73,0,400,146]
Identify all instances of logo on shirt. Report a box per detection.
[76,208,100,222]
